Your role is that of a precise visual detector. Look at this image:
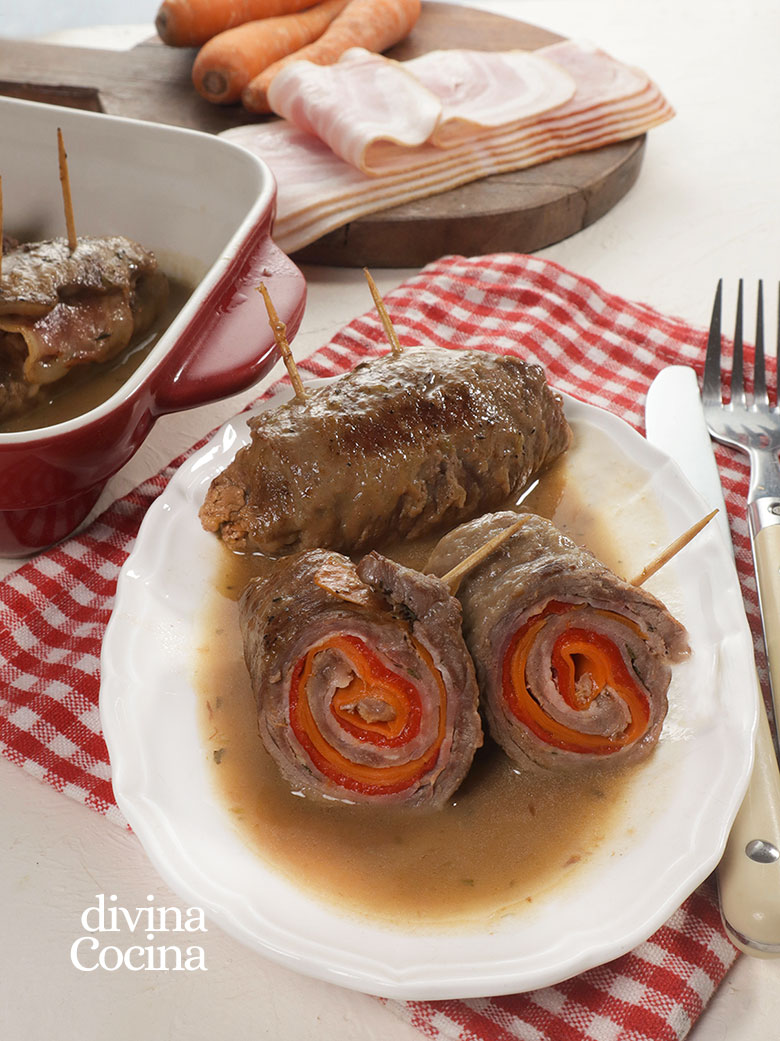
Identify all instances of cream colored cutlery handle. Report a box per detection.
[718,701,780,956]
[754,523,780,723]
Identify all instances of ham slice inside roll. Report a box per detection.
[503,601,656,757]
[239,548,482,806]
[426,511,689,772]
[289,632,448,796]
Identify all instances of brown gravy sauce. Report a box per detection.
[194,422,660,929]
[0,276,192,433]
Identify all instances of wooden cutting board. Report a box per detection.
[0,4,645,267]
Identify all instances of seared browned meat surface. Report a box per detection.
[427,511,688,773]
[0,236,160,316]
[201,346,571,555]
[0,235,168,421]
[239,547,482,807]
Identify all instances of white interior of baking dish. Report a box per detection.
[0,95,278,435]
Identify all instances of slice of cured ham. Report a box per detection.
[426,511,689,773]
[239,548,482,807]
[407,48,579,147]
[267,46,444,173]
[267,46,578,171]
[221,40,674,253]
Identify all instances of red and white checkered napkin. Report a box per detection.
[381,881,734,1040]
[0,254,748,1037]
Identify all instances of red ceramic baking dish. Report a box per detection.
[0,96,306,556]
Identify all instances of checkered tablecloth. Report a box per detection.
[0,254,749,1040]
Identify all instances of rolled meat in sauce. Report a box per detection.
[426,511,689,772]
[239,547,483,807]
[200,345,571,555]
[0,235,168,421]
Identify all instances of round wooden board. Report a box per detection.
[292,3,646,268]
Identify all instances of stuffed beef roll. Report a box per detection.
[0,235,168,421]
[201,346,571,555]
[426,511,688,772]
[239,547,482,807]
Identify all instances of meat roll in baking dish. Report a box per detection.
[201,346,571,555]
[426,511,689,772]
[0,235,168,421]
[239,548,482,807]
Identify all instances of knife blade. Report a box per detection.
[646,364,780,957]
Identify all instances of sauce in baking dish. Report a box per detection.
[194,419,668,926]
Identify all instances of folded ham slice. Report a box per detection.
[239,548,482,807]
[408,48,579,148]
[426,511,689,772]
[221,40,673,253]
[267,46,578,172]
[200,345,571,555]
[268,46,445,173]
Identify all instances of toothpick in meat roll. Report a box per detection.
[426,511,689,772]
[239,547,483,807]
[201,346,571,555]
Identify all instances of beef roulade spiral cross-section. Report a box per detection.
[426,511,689,772]
[239,548,483,807]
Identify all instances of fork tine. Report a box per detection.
[730,279,747,407]
[753,280,768,406]
[702,278,723,404]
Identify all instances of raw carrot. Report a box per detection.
[155,0,322,48]
[192,0,352,104]
[241,0,422,113]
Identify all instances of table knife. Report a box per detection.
[646,364,780,957]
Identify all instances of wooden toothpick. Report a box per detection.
[439,508,717,595]
[630,509,718,586]
[57,128,77,252]
[257,283,306,402]
[364,268,403,357]
[440,516,528,594]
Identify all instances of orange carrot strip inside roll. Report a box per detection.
[502,604,651,756]
[289,633,447,795]
[327,634,420,744]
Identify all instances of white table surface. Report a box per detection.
[2,1,779,1037]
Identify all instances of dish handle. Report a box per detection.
[150,224,307,415]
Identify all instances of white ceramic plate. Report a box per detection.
[100,386,758,999]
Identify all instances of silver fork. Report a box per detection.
[702,279,780,956]
[702,278,780,742]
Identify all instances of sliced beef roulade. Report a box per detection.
[239,548,482,807]
[426,511,689,772]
